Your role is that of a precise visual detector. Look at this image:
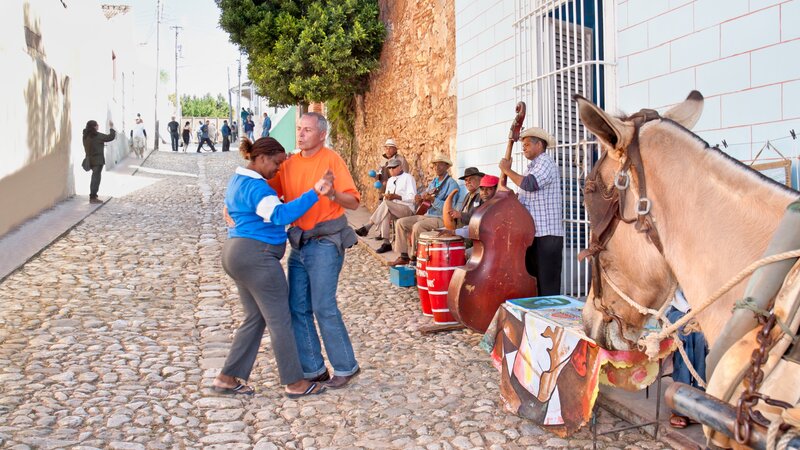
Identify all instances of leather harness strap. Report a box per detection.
[579,109,665,321]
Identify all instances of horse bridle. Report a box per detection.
[579,109,671,336]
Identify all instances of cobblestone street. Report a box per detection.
[0,151,672,449]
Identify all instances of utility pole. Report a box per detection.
[237,50,242,134]
[171,25,183,119]
[227,67,234,130]
[153,0,162,151]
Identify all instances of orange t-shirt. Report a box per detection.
[269,147,361,231]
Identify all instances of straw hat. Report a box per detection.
[384,138,397,147]
[430,153,453,166]
[519,127,555,148]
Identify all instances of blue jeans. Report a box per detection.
[288,239,358,377]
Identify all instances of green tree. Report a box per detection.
[218,0,384,176]
[218,0,385,107]
[170,93,230,117]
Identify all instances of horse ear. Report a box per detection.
[574,94,631,160]
[663,90,704,130]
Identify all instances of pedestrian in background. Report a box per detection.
[221,120,232,152]
[240,108,248,135]
[261,111,272,138]
[231,120,238,142]
[244,116,255,141]
[82,119,116,204]
[182,121,191,151]
[167,116,180,152]
[131,117,147,159]
[209,120,218,144]
[197,120,216,152]
[214,136,331,398]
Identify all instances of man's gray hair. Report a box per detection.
[302,112,328,134]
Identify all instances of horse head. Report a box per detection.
[575,91,705,350]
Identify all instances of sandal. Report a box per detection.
[213,381,255,396]
[669,413,690,429]
[285,382,326,399]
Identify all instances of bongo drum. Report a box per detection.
[415,233,434,316]
[425,234,466,325]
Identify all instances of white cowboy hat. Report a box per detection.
[519,127,555,148]
[384,138,397,147]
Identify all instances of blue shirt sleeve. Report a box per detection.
[433,177,460,210]
[269,189,319,226]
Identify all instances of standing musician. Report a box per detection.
[390,153,461,266]
[498,127,563,296]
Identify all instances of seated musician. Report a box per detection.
[376,138,411,198]
[390,153,461,266]
[449,174,499,239]
[353,159,417,253]
[447,167,484,228]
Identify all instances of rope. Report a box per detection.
[734,298,799,343]
[660,313,707,389]
[639,249,800,358]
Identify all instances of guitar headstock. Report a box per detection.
[508,102,527,141]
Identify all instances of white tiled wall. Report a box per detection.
[454,0,516,178]
[616,0,800,160]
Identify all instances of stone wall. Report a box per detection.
[353,0,456,209]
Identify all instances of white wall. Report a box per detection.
[0,1,138,235]
[616,0,800,161]
[454,0,517,179]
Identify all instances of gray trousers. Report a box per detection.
[220,238,303,385]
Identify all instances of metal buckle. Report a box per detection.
[637,198,651,215]
[614,170,630,190]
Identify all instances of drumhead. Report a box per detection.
[419,231,463,243]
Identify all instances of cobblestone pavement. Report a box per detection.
[0,151,673,449]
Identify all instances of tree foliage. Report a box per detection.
[218,0,385,107]
[169,93,230,117]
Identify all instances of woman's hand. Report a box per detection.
[448,210,462,219]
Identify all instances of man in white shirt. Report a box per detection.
[354,159,417,253]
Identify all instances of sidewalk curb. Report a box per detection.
[0,197,109,283]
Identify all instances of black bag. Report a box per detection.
[81,157,90,172]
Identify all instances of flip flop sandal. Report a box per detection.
[285,382,326,399]
[669,413,690,429]
[213,382,255,396]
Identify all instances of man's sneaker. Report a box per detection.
[354,226,368,237]
[89,197,103,204]
[389,255,410,266]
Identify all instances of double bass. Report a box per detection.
[447,102,538,333]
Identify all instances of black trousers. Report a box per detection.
[197,138,216,152]
[525,235,563,296]
[170,132,179,151]
[222,135,230,152]
[90,165,103,198]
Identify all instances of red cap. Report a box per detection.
[479,174,499,187]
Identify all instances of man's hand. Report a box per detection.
[223,206,235,227]
[448,210,462,219]
[108,120,114,129]
[498,158,512,173]
[322,169,335,184]
[414,194,422,204]
[385,193,400,201]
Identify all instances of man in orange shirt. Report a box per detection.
[268,112,361,389]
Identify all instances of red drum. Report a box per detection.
[424,233,466,325]
[415,234,434,316]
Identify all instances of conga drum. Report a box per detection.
[425,233,466,324]
[415,233,434,316]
